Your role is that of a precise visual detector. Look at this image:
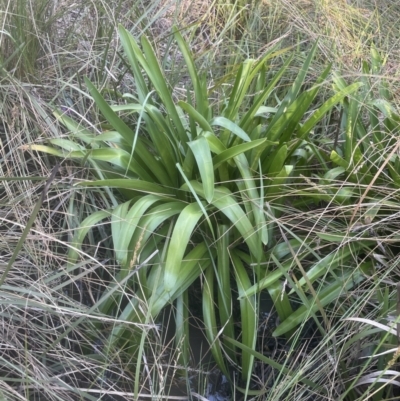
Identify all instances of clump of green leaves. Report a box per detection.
[32,25,363,392]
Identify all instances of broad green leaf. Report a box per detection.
[175,292,190,366]
[181,148,196,181]
[330,150,349,169]
[90,131,125,144]
[254,106,279,116]
[49,138,85,152]
[211,116,251,142]
[239,254,303,299]
[100,205,185,316]
[269,237,312,260]
[216,225,236,362]
[287,41,319,100]
[109,243,212,344]
[178,100,213,133]
[203,266,230,377]
[263,91,310,144]
[263,41,318,141]
[264,63,330,147]
[133,33,187,144]
[68,210,111,265]
[151,243,213,315]
[224,48,284,125]
[266,165,293,197]
[71,148,156,182]
[111,196,160,266]
[232,251,256,383]
[223,59,255,123]
[283,65,332,145]
[264,272,294,330]
[315,232,375,244]
[266,144,287,175]
[345,96,360,166]
[332,187,354,204]
[203,131,226,154]
[26,144,69,158]
[176,163,215,238]
[237,179,253,219]
[323,167,346,181]
[53,110,94,144]
[213,138,273,169]
[188,136,214,203]
[132,202,185,246]
[234,153,268,245]
[164,203,204,291]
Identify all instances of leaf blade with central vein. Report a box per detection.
[212,138,274,169]
[111,195,160,266]
[164,203,204,292]
[188,136,214,203]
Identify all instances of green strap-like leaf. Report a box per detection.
[211,116,251,142]
[49,138,85,152]
[266,165,293,197]
[234,153,269,245]
[111,196,160,266]
[68,210,111,265]
[330,150,349,169]
[178,100,213,133]
[262,42,319,141]
[71,148,157,182]
[138,34,188,145]
[151,243,213,315]
[231,251,257,383]
[213,138,273,169]
[203,131,226,154]
[216,224,236,362]
[265,144,287,175]
[27,144,69,158]
[203,266,230,377]
[223,60,254,124]
[164,203,204,291]
[133,202,185,246]
[188,136,214,203]
[53,110,95,144]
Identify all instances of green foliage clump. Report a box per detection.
[31,24,377,394]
